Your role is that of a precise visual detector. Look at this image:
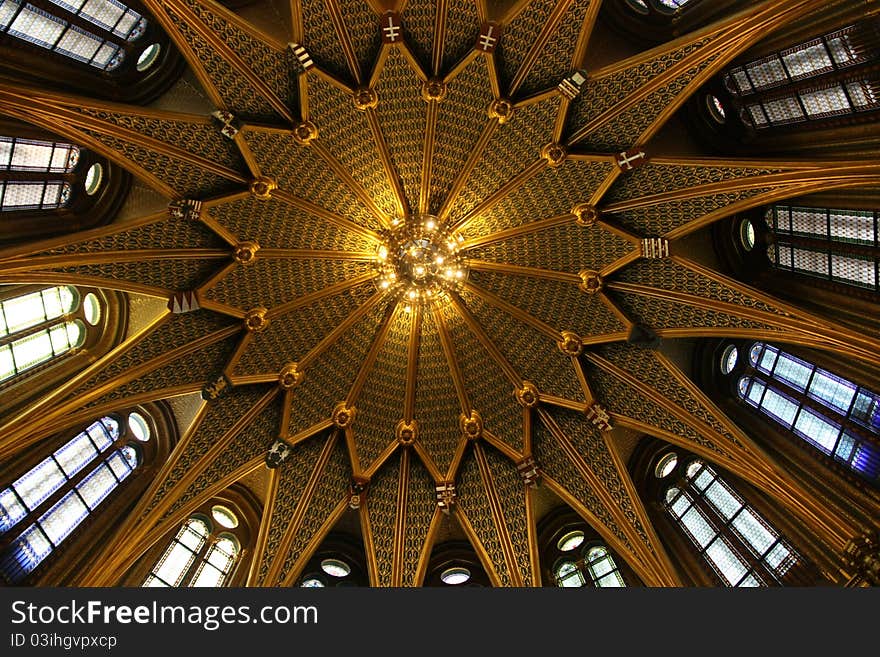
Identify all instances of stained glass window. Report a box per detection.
[552,543,627,588]
[0,0,146,70]
[665,461,797,586]
[736,342,880,482]
[0,285,91,382]
[765,205,880,291]
[725,25,868,96]
[0,416,141,583]
[144,515,241,587]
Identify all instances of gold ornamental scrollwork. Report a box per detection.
[488,98,514,124]
[557,331,583,357]
[249,177,276,200]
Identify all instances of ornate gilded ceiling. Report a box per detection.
[1,0,879,586]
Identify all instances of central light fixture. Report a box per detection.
[375,214,467,304]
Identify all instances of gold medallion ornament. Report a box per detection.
[233,241,260,265]
[249,177,276,200]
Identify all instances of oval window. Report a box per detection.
[557,530,585,552]
[720,345,739,375]
[440,566,471,585]
[128,412,151,442]
[136,44,161,72]
[82,292,101,326]
[211,505,239,529]
[707,95,727,123]
[654,453,678,479]
[84,163,103,195]
[320,558,351,578]
[740,219,756,251]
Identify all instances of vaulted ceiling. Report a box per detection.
[1,0,878,586]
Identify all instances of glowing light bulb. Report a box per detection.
[435,255,445,264]
[445,268,455,278]
[408,289,417,299]
[425,219,436,231]
[378,246,388,260]
[455,270,464,279]
[414,265,425,276]
[380,279,390,289]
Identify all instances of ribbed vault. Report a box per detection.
[0,0,879,586]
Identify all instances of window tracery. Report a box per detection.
[0,411,150,583]
[662,458,799,586]
[0,285,98,384]
[728,342,880,483]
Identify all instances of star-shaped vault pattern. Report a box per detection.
[1,0,879,586]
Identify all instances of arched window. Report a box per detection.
[144,504,245,587]
[731,342,880,483]
[764,205,879,292]
[553,542,627,588]
[0,135,78,211]
[720,19,880,130]
[0,0,147,71]
[0,285,102,384]
[0,411,150,583]
[296,533,369,587]
[663,458,799,586]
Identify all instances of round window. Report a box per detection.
[720,345,739,375]
[84,163,103,195]
[740,219,756,251]
[127,412,151,442]
[557,530,585,552]
[82,292,101,326]
[320,558,351,577]
[654,453,678,479]
[706,95,727,123]
[300,577,325,588]
[136,43,161,72]
[211,504,239,529]
[440,566,471,585]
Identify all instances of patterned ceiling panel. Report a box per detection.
[613,259,790,316]
[446,96,561,227]
[429,56,493,215]
[159,388,279,522]
[207,197,378,253]
[34,214,227,257]
[254,431,337,585]
[271,439,350,585]
[283,297,395,431]
[441,303,525,454]
[66,312,237,402]
[603,162,786,204]
[233,281,378,377]
[467,269,628,338]
[414,308,465,476]
[465,159,614,238]
[373,47,427,214]
[458,288,584,403]
[365,450,437,586]
[456,442,533,586]
[241,130,379,230]
[565,36,712,143]
[205,258,374,311]
[533,409,636,555]
[465,220,634,273]
[349,307,411,472]
[306,75,398,219]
